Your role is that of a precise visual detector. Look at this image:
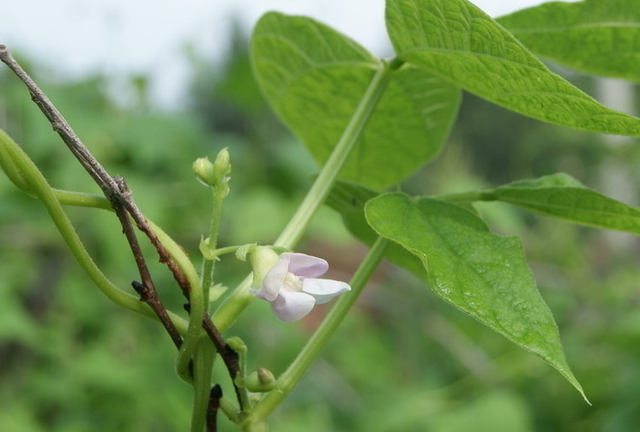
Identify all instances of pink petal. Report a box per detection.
[270,290,316,322]
[302,278,351,304]
[262,254,290,301]
[285,253,328,278]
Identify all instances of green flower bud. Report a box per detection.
[244,368,277,393]
[193,149,231,195]
[214,148,231,197]
[213,147,231,181]
[193,157,216,186]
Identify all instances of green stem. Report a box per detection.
[431,190,496,203]
[190,339,216,432]
[274,59,402,248]
[175,262,206,384]
[0,128,188,334]
[201,187,225,311]
[207,245,245,259]
[213,58,403,332]
[245,237,389,425]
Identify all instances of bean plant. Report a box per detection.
[2,0,640,430]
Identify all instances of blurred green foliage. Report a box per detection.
[2,23,640,432]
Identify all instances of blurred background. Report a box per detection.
[2,1,640,431]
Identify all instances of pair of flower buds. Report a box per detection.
[250,247,351,322]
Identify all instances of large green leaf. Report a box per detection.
[492,173,640,235]
[365,192,586,399]
[498,0,640,82]
[386,0,640,136]
[325,181,427,279]
[251,12,461,188]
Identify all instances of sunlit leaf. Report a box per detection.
[251,12,461,188]
[498,0,640,82]
[386,0,640,136]
[365,192,587,400]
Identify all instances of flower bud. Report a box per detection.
[244,368,277,393]
[213,148,231,181]
[193,148,231,195]
[193,157,216,186]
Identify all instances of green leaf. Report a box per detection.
[493,173,640,235]
[325,181,427,279]
[251,12,461,188]
[365,193,587,400]
[497,0,640,82]
[385,0,640,136]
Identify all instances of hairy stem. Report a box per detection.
[202,187,225,310]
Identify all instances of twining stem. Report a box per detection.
[191,340,216,432]
[245,237,390,426]
[213,58,404,332]
[0,128,189,334]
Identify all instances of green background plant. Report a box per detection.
[3,1,640,431]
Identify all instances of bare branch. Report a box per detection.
[0,44,184,346]
[132,281,183,349]
[207,385,223,432]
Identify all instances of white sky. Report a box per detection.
[0,0,579,107]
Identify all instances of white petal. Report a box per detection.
[270,290,316,322]
[302,278,351,304]
[262,254,291,301]
[285,253,328,278]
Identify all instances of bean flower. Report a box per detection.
[250,249,351,322]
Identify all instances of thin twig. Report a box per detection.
[207,385,223,432]
[115,177,191,298]
[132,281,183,349]
[0,45,191,298]
[0,45,117,194]
[113,176,191,298]
[203,316,241,400]
[0,44,183,346]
